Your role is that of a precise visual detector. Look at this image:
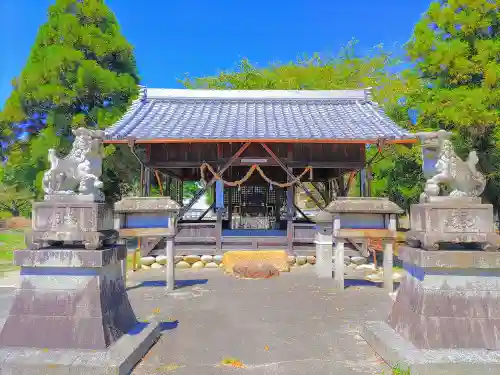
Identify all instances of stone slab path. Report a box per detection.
[0,267,393,375]
[127,268,392,375]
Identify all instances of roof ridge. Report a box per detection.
[140,87,370,101]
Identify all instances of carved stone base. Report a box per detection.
[390,246,500,349]
[408,200,500,251]
[26,229,117,250]
[28,200,116,250]
[362,246,500,375]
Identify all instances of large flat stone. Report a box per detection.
[0,320,161,375]
[222,250,290,273]
[363,320,500,375]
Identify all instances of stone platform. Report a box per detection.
[363,246,500,375]
[0,321,160,375]
[363,320,500,375]
[0,245,161,374]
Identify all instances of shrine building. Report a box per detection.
[104,87,415,255]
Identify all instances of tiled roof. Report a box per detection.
[104,87,414,142]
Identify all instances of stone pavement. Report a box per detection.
[0,267,392,375]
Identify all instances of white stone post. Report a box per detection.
[165,215,177,293]
[383,213,397,293]
[315,231,333,278]
[165,235,175,293]
[113,213,128,283]
[333,215,345,291]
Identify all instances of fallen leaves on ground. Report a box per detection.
[221,357,245,368]
[156,363,184,372]
[152,307,161,314]
[264,345,270,351]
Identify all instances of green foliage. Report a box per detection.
[406,0,500,210]
[0,0,140,202]
[0,182,33,217]
[390,364,411,375]
[183,181,201,200]
[184,42,420,203]
[183,40,417,112]
[370,145,424,213]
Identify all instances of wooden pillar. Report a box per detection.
[275,188,282,229]
[360,168,367,197]
[227,187,233,228]
[144,168,151,197]
[286,176,295,253]
[215,183,223,253]
[339,175,346,197]
[164,175,171,197]
[366,166,373,197]
[140,164,145,196]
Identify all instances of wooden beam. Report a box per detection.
[154,169,164,195]
[293,203,313,223]
[147,160,365,169]
[260,143,324,210]
[311,182,329,204]
[195,202,215,222]
[177,142,251,219]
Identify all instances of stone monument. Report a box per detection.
[363,133,500,375]
[0,128,161,375]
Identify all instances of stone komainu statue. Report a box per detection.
[420,134,486,203]
[42,127,105,202]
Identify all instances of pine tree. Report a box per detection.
[0,0,140,200]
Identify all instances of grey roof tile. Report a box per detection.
[104,87,414,142]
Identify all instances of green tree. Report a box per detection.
[0,0,140,200]
[0,183,33,218]
[406,0,500,211]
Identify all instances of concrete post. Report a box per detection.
[165,235,175,293]
[165,215,177,293]
[313,210,334,279]
[383,213,397,293]
[315,231,333,278]
[333,215,345,290]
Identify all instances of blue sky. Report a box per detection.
[0,0,430,108]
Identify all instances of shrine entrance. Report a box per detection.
[226,185,280,231]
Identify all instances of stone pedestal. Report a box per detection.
[406,199,500,251]
[0,245,161,374]
[27,199,117,250]
[363,246,500,375]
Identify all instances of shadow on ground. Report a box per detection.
[127,278,208,291]
[129,320,179,335]
[344,278,401,291]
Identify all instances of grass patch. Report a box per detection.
[0,230,25,276]
[392,364,411,374]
